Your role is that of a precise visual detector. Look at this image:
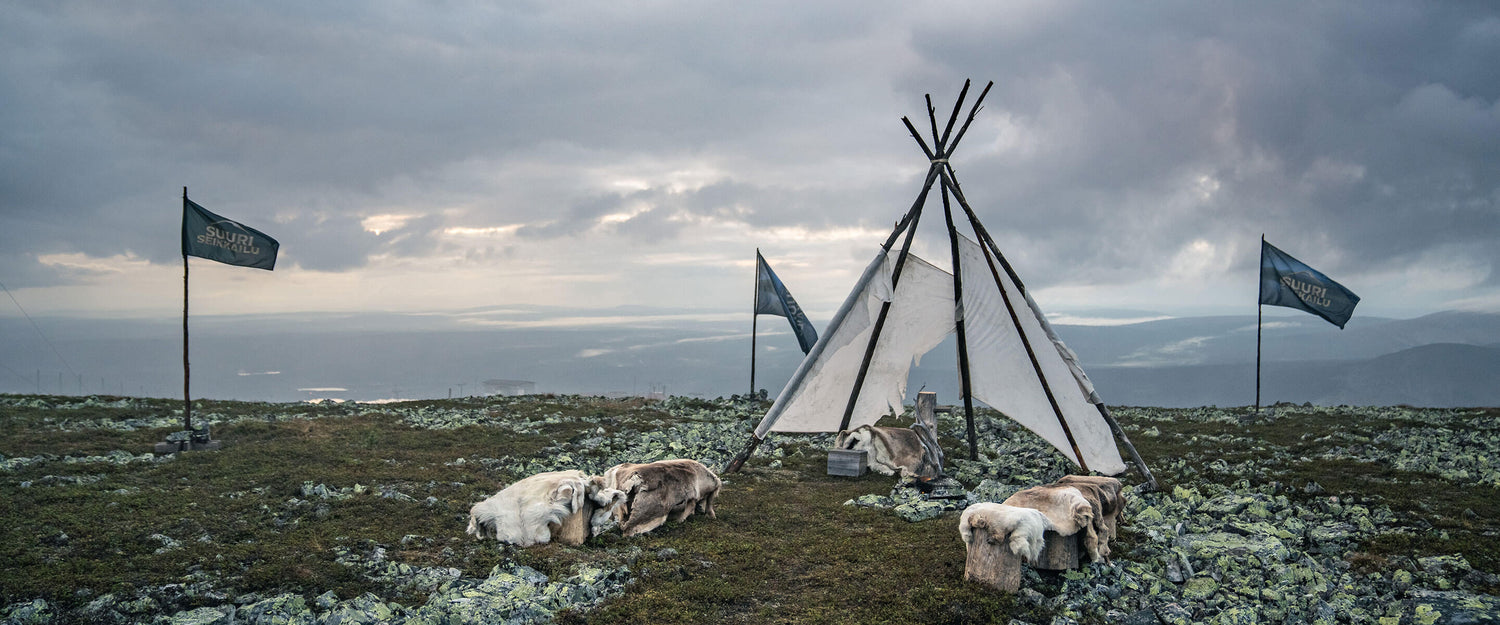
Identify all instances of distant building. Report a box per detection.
[483,379,536,396]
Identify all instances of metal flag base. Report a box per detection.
[153,425,221,454]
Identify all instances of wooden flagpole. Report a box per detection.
[182,187,192,434]
[1256,235,1264,412]
[751,249,759,398]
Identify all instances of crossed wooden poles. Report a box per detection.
[726,82,1154,490]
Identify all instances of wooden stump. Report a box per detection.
[1034,530,1082,570]
[964,536,1024,592]
[549,499,595,546]
[915,391,938,432]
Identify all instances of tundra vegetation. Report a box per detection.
[1,393,1497,624]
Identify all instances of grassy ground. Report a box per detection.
[1120,405,1500,589]
[2,395,1497,623]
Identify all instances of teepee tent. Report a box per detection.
[726,82,1153,487]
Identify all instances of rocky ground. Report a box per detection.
[1,394,1497,624]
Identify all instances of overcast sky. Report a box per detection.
[3,1,1498,324]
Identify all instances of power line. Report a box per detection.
[0,278,78,377]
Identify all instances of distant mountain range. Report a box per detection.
[1044,311,1500,407]
[1,308,1496,408]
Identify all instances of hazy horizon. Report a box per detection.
[5,306,1497,409]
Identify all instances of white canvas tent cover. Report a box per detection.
[754,248,954,434]
[956,236,1125,474]
[751,234,1127,476]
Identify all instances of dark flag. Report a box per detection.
[182,197,279,270]
[755,251,818,353]
[1259,239,1359,329]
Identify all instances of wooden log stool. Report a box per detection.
[1035,530,1082,570]
[963,533,1025,592]
[964,529,1083,592]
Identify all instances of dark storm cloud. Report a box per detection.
[1,1,1497,311]
[896,2,1500,289]
[0,1,903,284]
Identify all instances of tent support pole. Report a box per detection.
[836,167,933,432]
[727,167,938,473]
[1095,403,1156,490]
[927,83,980,461]
[836,82,990,438]
[948,170,1154,482]
[940,177,979,461]
[725,435,762,474]
[945,168,1088,472]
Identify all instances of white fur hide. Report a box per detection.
[466,469,588,546]
[959,502,1050,564]
[1002,484,1104,561]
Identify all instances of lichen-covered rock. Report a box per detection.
[0,599,54,625]
[1306,522,1357,554]
[397,559,629,625]
[1181,576,1219,601]
[1199,493,1254,516]
[320,593,396,625]
[239,593,313,625]
[1208,606,1259,625]
[1154,602,1195,625]
[893,500,947,523]
[153,606,231,625]
[1398,589,1500,625]
[967,479,1021,504]
[844,494,892,508]
[1175,532,1290,565]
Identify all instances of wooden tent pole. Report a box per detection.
[839,82,990,435]
[729,82,993,471]
[938,80,972,149]
[920,90,982,461]
[836,166,934,431]
[947,167,1088,472]
[947,169,1158,480]
[940,179,980,461]
[726,167,938,473]
[1095,402,1158,490]
[946,81,994,153]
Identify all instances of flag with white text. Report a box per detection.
[755,251,818,353]
[1259,239,1359,329]
[182,197,279,270]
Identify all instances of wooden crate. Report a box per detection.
[827,448,868,476]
